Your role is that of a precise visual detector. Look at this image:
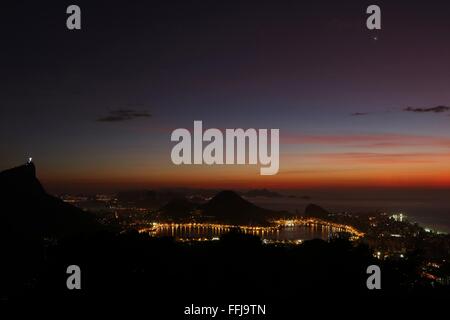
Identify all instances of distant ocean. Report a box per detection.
[250,189,450,233]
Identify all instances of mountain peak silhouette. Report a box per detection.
[0,162,45,196]
[0,162,100,238]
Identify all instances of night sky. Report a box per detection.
[2,0,450,191]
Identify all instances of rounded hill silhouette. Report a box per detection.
[200,190,275,225]
[158,197,197,220]
[304,203,330,219]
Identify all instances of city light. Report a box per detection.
[137,218,365,241]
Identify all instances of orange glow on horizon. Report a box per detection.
[36,133,450,191]
[41,165,450,191]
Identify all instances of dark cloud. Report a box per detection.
[96,109,151,122]
[404,106,450,113]
[351,112,369,116]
